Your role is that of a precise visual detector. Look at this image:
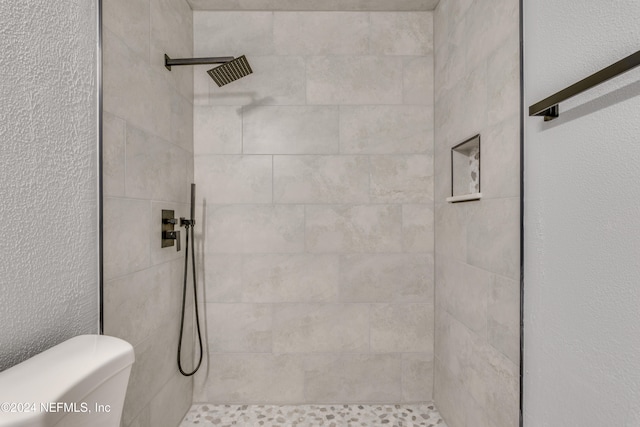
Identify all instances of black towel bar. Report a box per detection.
[529,49,640,121]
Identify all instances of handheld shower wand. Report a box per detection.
[177,183,203,376]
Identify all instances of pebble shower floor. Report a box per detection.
[180,403,447,427]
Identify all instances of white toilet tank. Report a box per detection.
[0,335,134,427]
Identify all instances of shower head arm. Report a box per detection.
[164,54,234,71]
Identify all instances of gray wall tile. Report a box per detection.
[242,254,340,302]
[402,353,434,402]
[193,9,435,405]
[370,155,434,203]
[402,204,434,253]
[103,197,151,281]
[194,155,272,204]
[194,106,243,155]
[201,255,244,302]
[340,254,433,302]
[435,255,491,336]
[274,12,369,55]
[370,303,434,352]
[274,155,369,203]
[404,55,435,105]
[306,205,403,253]
[206,303,272,352]
[102,112,126,197]
[204,353,305,403]
[125,125,190,203]
[272,304,369,352]
[370,12,433,55]
[339,106,433,154]
[206,205,305,253]
[487,275,520,365]
[307,56,403,105]
[304,354,402,403]
[466,197,519,280]
[193,12,274,56]
[243,106,339,154]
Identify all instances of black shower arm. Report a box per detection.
[164,54,234,71]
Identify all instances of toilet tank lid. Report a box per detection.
[0,335,134,405]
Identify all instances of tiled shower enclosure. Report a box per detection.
[192,10,436,404]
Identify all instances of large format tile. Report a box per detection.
[194,155,272,204]
[273,12,369,55]
[193,12,274,56]
[151,0,194,101]
[103,29,170,139]
[188,0,440,11]
[120,317,182,426]
[433,358,466,427]
[304,354,402,403]
[149,372,193,427]
[194,106,242,154]
[242,254,339,302]
[370,155,434,203]
[402,353,434,402]
[206,205,305,253]
[103,197,151,280]
[370,303,434,352]
[487,275,520,364]
[435,255,492,336]
[434,201,472,261]
[243,106,339,154]
[340,254,433,302]
[464,0,518,70]
[404,55,435,105]
[402,204,434,253]
[200,255,243,302]
[465,340,519,427]
[481,116,520,199]
[339,105,433,154]
[102,112,126,197]
[370,12,433,56]
[272,304,369,353]
[307,56,403,105]
[125,125,190,203]
[306,205,403,253]
[204,353,305,403]
[102,0,149,60]
[434,308,475,380]
[104,260,181,347]
[466,197,519,280]
[273,155,369,203]
[206,303,272,352]
[487,38,520,127]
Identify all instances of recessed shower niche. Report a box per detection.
[447,134,482,203]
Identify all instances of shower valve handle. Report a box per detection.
[162,230,180,251]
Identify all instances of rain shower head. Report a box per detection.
[207,55,253,87]
[164,54,253,87]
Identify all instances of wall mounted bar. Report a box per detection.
[529,49,640,121]
[164,54,233,70]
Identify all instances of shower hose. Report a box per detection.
[177,220,204,376]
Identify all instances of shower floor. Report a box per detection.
[180,403,447,427]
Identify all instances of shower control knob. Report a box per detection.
[162,230,180,251]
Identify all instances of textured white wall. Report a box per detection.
[0,1,99,370]
[524,1,640,425]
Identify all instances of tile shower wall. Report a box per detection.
[193,11,435,404]
[433,1,520,427]
[102,0,194,426]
